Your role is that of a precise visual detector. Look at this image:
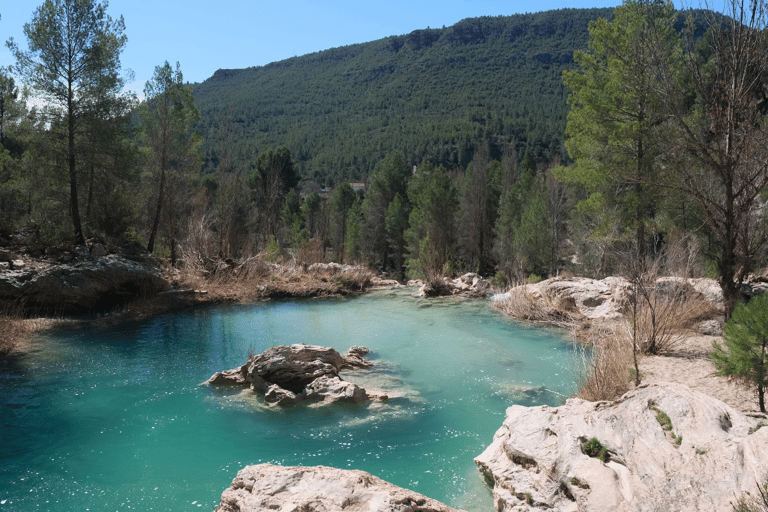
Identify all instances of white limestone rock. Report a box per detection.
[699,319,723,336]
[475,383,768,511]
[496,276,724,321]
[216,463,464,512]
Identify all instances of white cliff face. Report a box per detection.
[475,383,768,511]
[215,464,466,512]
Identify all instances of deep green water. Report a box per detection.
[0,288,576,511]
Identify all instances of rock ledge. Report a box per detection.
[216,463,464,512]
[475,382,768,511]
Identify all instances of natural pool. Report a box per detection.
[0,288,577,511]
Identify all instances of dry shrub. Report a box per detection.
[628,277,721,355]
[492,285,581,328]
[175,254,376,301]
[572,322,634,401]
[296,238,324,267]
[333,268,373,291]
[182,213,216,273]
[625,236,720,355]
[0,306,30,357]
[732,476,768,512]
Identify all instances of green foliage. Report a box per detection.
[704,259,720,280]
[490,270,507,288]
[654,408,673,431]
[249,146,299,193]
[9,0,130,244]
[582,437,609,462]
[264,235,280,262]
[713,295,768,413]
[192,9,619,183]
[561,0,678,256]
[570,477,590,489]
[138,61,203,260]
[405,165,458,274]
[526,273,543,284]
[385,192,409,271]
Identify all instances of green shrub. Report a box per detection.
[712,294,768,413]
[265,235,280,262]
[570,476,590,489]
[491,270,507,289]
[526,273,543,284]
[654,409,673,431]
[582,437,609,462]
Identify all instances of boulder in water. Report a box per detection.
[207,344,377,406]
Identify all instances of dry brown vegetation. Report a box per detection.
[175,258,375,302]
[571,321,635,401]
[0,304,38,357]
[491,285,582,328]
[493,265,723,402]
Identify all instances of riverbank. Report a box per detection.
[0,256,392,357]
[491,275,767,415]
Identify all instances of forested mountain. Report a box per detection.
[192,8,615,185]
[4,1,738,297]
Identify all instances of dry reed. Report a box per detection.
[492,285,581,329]
[0,306,31,357]
[572,321,635,402]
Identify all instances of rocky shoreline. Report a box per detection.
[209,276,768,511]
[475,382,768,511]
[4,250,765,511]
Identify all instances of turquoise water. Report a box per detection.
[0,288,576,511]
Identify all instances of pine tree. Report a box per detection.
[712,294,768,413]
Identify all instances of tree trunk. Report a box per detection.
[69,89,85,246]
[147,168,166,254]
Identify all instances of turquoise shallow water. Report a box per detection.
[0,288,576,511]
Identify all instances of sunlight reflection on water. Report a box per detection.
[0,288,576,511]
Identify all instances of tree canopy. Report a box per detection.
[8,0,129,245]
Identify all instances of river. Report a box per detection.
[0,288,576,511]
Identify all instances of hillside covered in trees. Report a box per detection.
[1,0,763,324]
[192,8,616,185]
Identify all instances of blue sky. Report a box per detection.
[1,0,628,97]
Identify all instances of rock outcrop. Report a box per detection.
[206,344,378,405]
[493,276,726,321]
[215,464,464,512]
[475,383,768,511]
[409,272,491,298]
[0,253,169,314]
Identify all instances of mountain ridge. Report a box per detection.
[190,8,616,184]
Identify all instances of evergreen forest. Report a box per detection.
[1,0,767,319]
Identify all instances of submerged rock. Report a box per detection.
[207,344,378,406]
[216,463,464,512]
[475,383,768,511]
